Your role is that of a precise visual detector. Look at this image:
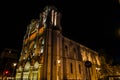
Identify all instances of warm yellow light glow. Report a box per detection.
[96,56,100,65]
[96,67,100,71]
[29,32,37,41]
[13,63,17,67]
[39,26,44,34]
[31,28,36,34]
[57,60,61,64]
[54,12,57,26]
[29,41,35,49]
[51,10,54,24]
[24,62,30,70]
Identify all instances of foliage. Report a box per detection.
[99,55,113,79]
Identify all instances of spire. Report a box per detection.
[39,5,62,31]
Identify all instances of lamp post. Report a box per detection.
[57,59,61,80]
[12,63,17,80]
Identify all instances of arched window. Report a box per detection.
[34,61,39,69]
[73,47,77,59]
[18,66,22,71]
[96,56,100,65]
[65,45,68,56]
[39,38,44,54]
[78,64,81,74]
[70,63,73,73]
[24,62,30,71]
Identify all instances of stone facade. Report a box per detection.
[15,6,101,80]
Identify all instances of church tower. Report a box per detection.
[16,6,63,80]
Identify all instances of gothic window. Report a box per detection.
[40,46,44,53]
[34,44,36,48]
[81,49,87,61]
[29,41,35,49]
[34,61,39,69]
[73,47,77,59]
[33,53,35,56]
[38,38,44,55]
[41,39,44,45]
[18,66,22,71]
[69,47,74,59]
[70,63,73,73]
[73,48,76,52]
[88,53,92,62]
[40,39,44,54]
[92,55,96,64]
[78,64,81,74]
[65,45,68,56]
[24,62,30,71]
[96,56,100,65]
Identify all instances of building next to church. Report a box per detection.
[0,48,18,80]
[15,6,101,80]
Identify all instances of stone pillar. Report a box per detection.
[57,59,61,80]
[15,69,18,79]
[21,67,24,80]
[29,66,33,80]
[38,64,43,80]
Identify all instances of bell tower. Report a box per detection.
[42,6,63,80]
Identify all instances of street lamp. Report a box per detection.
[13,63,17,67]
[12,63,17,80]
[57,60,61,64]
[57,59,61,80]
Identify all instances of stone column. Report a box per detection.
[21,67,24,80]
[15,69,18,79]
[57,59,61,80]
[38,64,43,80]
[29,66,33,80]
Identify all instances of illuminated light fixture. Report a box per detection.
[57,60,61,64]
[51,10,54,24]
[13,63,17,67]
[96,67,100,71]
[4,70,9,75]
[54,12,57,26]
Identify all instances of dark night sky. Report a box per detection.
[0,0,120,64]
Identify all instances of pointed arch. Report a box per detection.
[18,66,22,71]
[64,45,69,57]
[34,61,39,69]
[24,62,30,70]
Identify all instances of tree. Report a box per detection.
[98,49,113,79]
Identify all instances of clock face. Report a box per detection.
[85,61,92,68]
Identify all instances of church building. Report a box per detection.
[15,6,101,80]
